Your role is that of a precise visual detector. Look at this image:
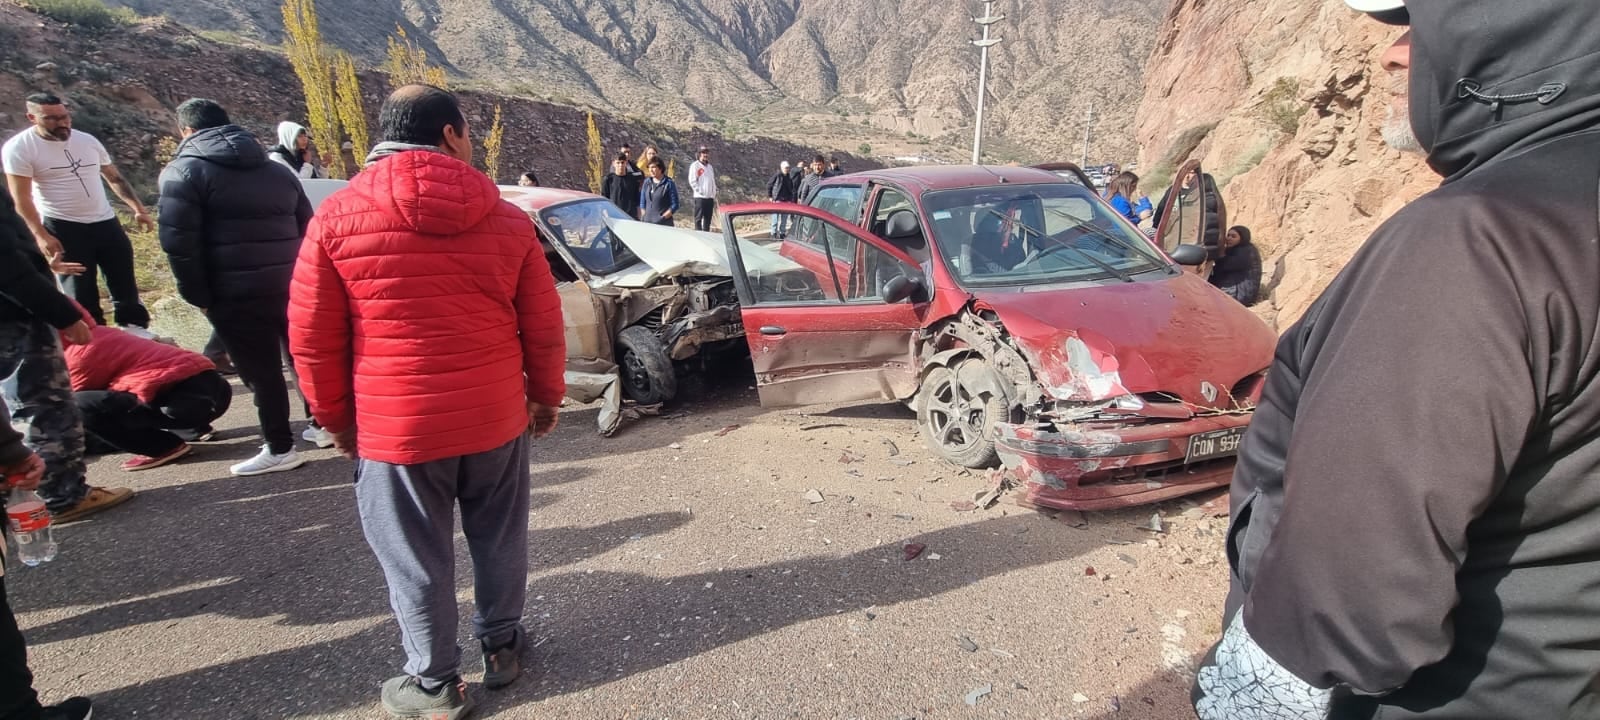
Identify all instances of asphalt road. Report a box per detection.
[13,372,1229,719]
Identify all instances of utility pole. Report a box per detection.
[1081,103,1094,168]
[971,1,1004,165]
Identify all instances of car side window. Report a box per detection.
[844,241,922,304]
[728,211,843,305]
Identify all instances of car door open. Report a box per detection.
[720,203,927,407]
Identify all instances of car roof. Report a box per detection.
[499,186,604,213]
[819,165,1065,194]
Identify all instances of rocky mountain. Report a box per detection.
[0,2,866,200]
[102,0,1166,162]
[1134,0,1434,329]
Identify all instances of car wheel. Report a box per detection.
[617,325,678,405]
[917,363,1006,469]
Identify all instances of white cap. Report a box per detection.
[781,160,790,169]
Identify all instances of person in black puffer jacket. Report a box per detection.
[158,98,320,474]
[1208,225,1262,306]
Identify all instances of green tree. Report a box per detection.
[281,0,344,177]
[858,143,873,156]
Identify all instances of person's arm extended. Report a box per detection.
[511,212,566,434]
[100,163,153,230]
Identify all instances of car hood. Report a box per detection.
[976,273,1277,407]
[596,219,800,289]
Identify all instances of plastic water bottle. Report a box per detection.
[7,487,57,566]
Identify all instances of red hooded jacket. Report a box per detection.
[61,302,214,403]
[288,150,565,465]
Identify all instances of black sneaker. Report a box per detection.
[41,697,92,720]
[380,675,473,719]
[482,629,524,690]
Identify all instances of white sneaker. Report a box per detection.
[230,446,306,476]
[120,325,177,345]
[302,425,335,449]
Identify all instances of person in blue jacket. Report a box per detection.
[638,157,678,226]
[1104,171,1152,227]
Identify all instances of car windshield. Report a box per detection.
[922,183,1169,287]
[538,200,639,275]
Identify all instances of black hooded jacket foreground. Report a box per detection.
[158,124,313,308]
[1217,0,1600,716]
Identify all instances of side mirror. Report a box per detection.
[1169,243,1209,266]
[881,274,923,303]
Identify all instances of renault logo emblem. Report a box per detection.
[1200,381,1219,404]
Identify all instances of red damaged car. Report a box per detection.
[716,165,1275,511]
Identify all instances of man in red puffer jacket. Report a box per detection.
[61,301,231,472]
[289,85,564,719]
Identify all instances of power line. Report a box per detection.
[971,0,1005,165]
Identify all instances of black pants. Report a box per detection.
[209,300,305,455]
[203,330,227,362]
[0,576,40,720]
[693,198,716,232]
[44,216,149,328]
[76,371,231,457]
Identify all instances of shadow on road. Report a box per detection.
[64,513,1113,716]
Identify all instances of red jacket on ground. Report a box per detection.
[288,149,565,465]
[61,302,214,404]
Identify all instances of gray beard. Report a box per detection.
[1382,119,1424,155]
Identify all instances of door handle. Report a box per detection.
[759,325,787,336]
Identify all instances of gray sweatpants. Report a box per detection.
[356,434,531,684]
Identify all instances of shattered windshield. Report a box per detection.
[539,200,639,276]
[923,183,1169,287]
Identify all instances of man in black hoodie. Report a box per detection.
[158,99,315,478]
[1194,1,1600,717]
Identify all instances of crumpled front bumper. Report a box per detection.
[994,413,1249,512]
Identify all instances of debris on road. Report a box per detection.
[1139,513,1167,534]
[1073,693,1091,703]
[715,424,741,437]
[668,442,684,450]
[989,648,1015,658]
[892,514,916,521]
[839,450,864,463]
[1058,510,1089,528]
[958,635,979,653]
[964,684,992,706]
[890,458,916,467]
[1116,553,1139,567]
[845,469,863,478]
[903,543,927,561]
[882,437,901,456]
[1110,696,1122,712]
[973,488,1002,510]
[950,500,977,512]
[927,552,942,560]
[1084,566,1097,576]
[803,489,826,504]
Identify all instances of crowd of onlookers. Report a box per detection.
[1100,164,1261,307]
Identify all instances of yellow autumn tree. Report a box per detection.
[386,26,447,89]
[667,157,677,181]
[482,105,505,182]
[331,51,369,171]
[282,0,344,178]
[584,111,604,193]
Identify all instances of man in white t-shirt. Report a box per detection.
[688,146,718,232]
[3,92,154,330]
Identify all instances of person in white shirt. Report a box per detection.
[3,93,153,330]
[688,146,718,232]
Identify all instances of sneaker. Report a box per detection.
[120,443,191,472]
[302,425,335,449]
[121,325,176,345]
[40,697,92,720]
[230,446,306,476]
[380,675,474,720]
[482,629,524,690]
[53,487,135,523]
[207,355,238,376]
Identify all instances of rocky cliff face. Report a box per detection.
[0,3,865,200]
[1135,0,1435,330]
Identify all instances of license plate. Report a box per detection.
[1185,427,1245,463]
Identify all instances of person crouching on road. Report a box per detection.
[290,84,566,719]
[60,301,230,471]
